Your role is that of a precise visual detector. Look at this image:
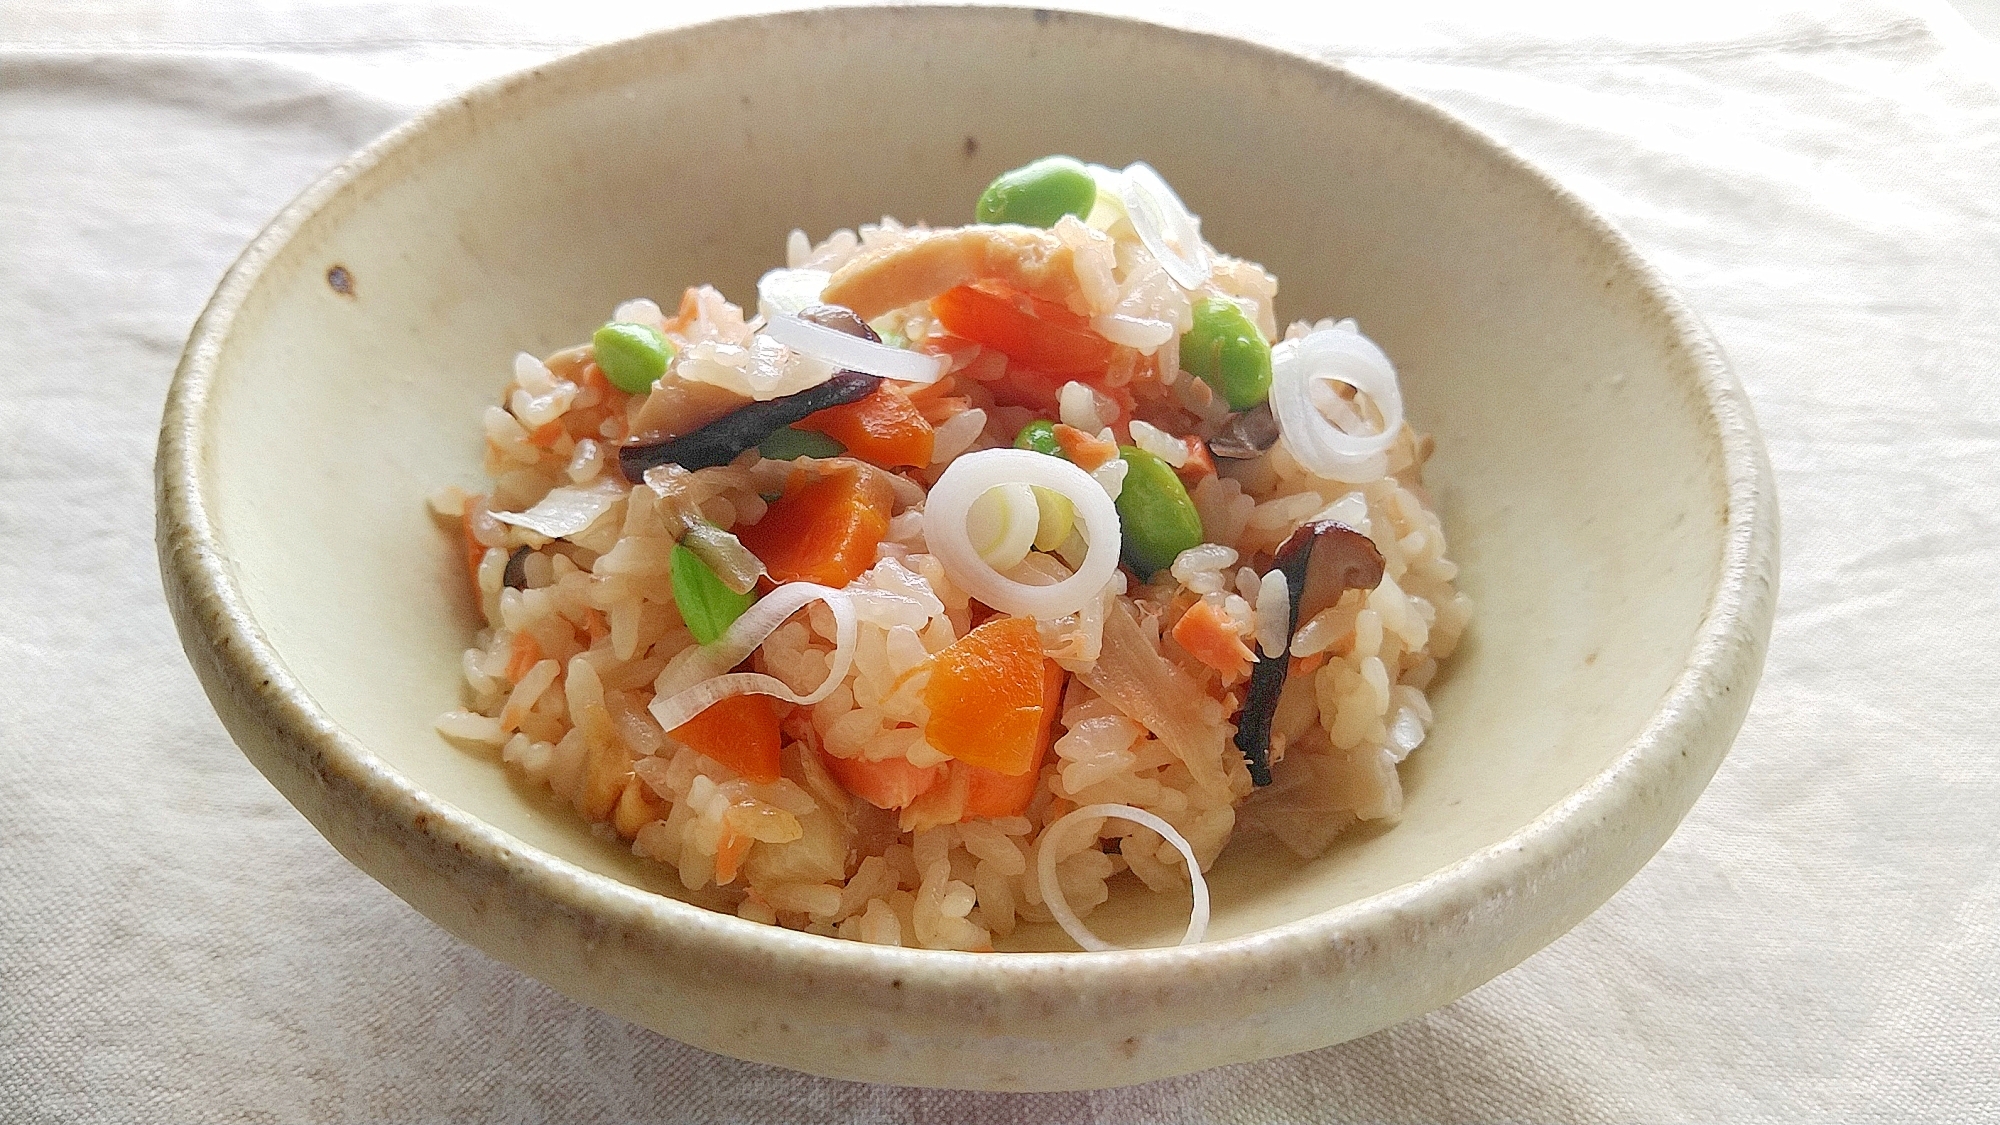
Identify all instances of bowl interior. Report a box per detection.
[199,8,1728,949]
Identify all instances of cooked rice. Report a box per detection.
[433,202,1466,951]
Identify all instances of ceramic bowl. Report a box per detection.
[157,5,1777,1091]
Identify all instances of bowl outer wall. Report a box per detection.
[155,5,1777,1091]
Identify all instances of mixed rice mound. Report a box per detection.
[432,159,1468,951]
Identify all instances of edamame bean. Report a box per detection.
[670,540,754,645]
[593,321,676,394]
[1114,447,1205,580]
[1013,418,1065,458]
[1180,297,1272,411]
[976,156,1099,229]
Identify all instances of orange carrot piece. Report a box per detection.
[916,395,973,425]
[666,287,701,333]
[526,419,566,448]
[923,616,1048,776]
[961,659,1065,819]
[959,763,1033,823]
[795,387,936,469]
[930,284,1116,376]
[978,363,1069,414]
[1172,600,1254,680]
[669,694,783,783]
[713,827,751,885]
[1175,437,1217,485]
[737,464,895,589]
[503,632,543,683]
[819,748,947,811]
[460,510,487,592]
[1053,424,1118,471]
[903,374,961,414]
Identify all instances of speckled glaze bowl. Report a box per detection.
[157,5,1777,1091]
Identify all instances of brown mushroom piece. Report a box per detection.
[1207,401,1280,460]
[501,545,533,590]
[1232,520,1385,785]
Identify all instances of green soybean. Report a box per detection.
[593,321,676,394]
[669,541,754,645]
[757,426,846,461]
[1013,418,1065,458]
[1114,447,1205,581]
[976,156,1099,228]
[1180,297,1272,411]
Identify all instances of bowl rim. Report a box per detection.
[158,3,1778,997]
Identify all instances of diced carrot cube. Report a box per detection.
[819,748,947,811]
[714,827,751,885]
[503,631,542,683]
[796,387,936,468]
[980,364,1071,414]
[1053,423,1118,470]
[737,464,895,589]
[930,284,1116,376]
[923,616,1048,776]
[1175,437,1217,485]
[961,659,1065,819]
[1172,600,1255,680]
[670,694,783,784]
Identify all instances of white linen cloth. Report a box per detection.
[3,2,1996,1120]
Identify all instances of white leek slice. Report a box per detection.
[922,449,1121,619]
[1269,324,1405,483]
[1082,163,1130,231]
[1031,486,1075,552]
[1037,803,1210,951]
[648,582,856,732]
[764,313,948,385]
[756,267,830,321]
[1119,162,1211,290]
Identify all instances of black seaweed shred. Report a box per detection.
[617,304,887,479]
[1232,521,1385,786]
[1235,659,1289,786]
[617,370,880,479]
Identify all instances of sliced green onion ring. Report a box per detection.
[648,582,856,732]
[1037,803,1210,951]
[1119,162,1212,290]
[1269,322,1405,483]
[922,449,1122,619]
